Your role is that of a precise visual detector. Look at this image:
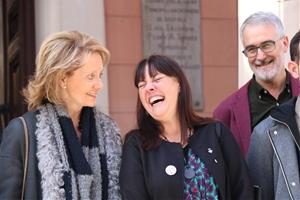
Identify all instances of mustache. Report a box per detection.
[254,58,273,66]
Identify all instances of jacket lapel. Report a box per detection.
[268,124,300,199]
[271,97,300,147]
[189,124,227,198]
[232,81,252,155]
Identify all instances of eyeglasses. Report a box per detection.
[242,38,282,58]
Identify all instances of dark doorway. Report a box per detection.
[1,0,35,133]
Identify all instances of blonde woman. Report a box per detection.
[0,31,122,199]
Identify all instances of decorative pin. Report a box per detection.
[184,167,195,179]
[165,165,177,176]
[208,148,213,153]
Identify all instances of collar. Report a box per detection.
[250,70,291,97]
[270,97,300,142]
[270,97,297,123]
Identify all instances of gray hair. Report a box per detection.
[240,11,285,43]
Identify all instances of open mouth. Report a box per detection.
[149,96,165,106]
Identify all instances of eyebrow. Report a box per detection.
[245,40,275,49]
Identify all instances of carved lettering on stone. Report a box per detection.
[142,0,203,109]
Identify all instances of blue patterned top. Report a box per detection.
[183,148,218,200]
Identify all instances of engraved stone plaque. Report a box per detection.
[142,0,203,110]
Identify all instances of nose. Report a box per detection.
[255,48,266,60]
[94,79,103,91]
[144,81,155,91]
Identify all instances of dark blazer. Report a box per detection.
[0,111,41,199]
[120,122,254,200]
[213,72,300,157]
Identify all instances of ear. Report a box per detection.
[282,36,289,53]
[288,61,299,79]
[60,75,67,89]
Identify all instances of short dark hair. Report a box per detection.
[133,55,213,150]
[290,30,300,63]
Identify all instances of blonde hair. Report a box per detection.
[23,30,110,110]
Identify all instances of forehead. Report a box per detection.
[139,64,161,80]
[242,24,279,46]
[76,53,103,73]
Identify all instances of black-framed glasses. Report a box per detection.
[242,38,282,58]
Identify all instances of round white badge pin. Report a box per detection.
[165,165,177,176]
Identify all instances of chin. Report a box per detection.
[83,102,96,108]
[89,103,97,107]
[256,69,279,81]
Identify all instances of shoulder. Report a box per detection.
[123,129,141,146]
[94,109,119,129]
[93,110,122,146]
[94,109,114,123]
[213,81,250,115]
[192,122,228,142]
[216,81,250,107]
[251,117,276,145]
[0,115,29,155]
[253,117,274,135]
[121,130,144,159]
[2,117,23,139]
[2,110,37,137]
[2,110,37,142]
[194,121,230,135]
[193,122,241,152]
[247,117,275,164]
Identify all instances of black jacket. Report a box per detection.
[120,122,254,200]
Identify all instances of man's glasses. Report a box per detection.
[242,38,282,58]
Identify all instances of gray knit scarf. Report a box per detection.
[35,103,122,200]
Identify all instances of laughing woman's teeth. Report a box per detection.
[150,96,165,106]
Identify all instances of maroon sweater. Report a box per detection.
[213,72,300,157]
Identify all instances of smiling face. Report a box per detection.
[61,52,104,113]
[137,64,180,123]
[242,24,288,83]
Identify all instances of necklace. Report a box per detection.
[184,167,195,179]
[160,129,193,144]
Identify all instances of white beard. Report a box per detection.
[251,56,284,82]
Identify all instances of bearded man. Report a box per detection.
[213,11,300,157]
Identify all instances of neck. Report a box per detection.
[161,119,182,143]
[63,104,81,126]
[65,106,82,141]
[68,110,80,126]
[256,69,286,99]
